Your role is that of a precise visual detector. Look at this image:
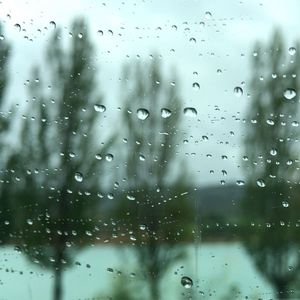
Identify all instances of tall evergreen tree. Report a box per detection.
[242,30,300,299]
[114,58,193,300]
[10,19,114,300]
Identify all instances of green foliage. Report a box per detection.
[4,18,115,300]
[242,29,300,298]
[113,58,193,299]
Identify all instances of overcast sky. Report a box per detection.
[0,0,299,186]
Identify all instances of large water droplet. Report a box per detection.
[94,104,106,112]
[49,21,56,29]
[105,154,114,162]
[234,86,243,97]
[137,108,149,120]
[282,201,289,208]
[256,179,266,188]
[192,82,200,90]
[74,172,83,182]
[161,108,172,118]
[283,88,296,100]
[181,276,193,289]
[183,107,197,117]
[289,47,296,55]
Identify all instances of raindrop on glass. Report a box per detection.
[137,108,149,120]
[181,276,193,289]
[256,179,266,188]
[94,104,106,112]
[282,201,289,208]
[234,86,243,97]
[74,172,83,182]
[105,154,114,162]
[183,107,197,117]
[283,88,296,100]
[161,108,172,118]
[288,47,296,55]
[192,82,200,90]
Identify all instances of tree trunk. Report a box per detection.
[274,279,290,299]
[53,248,64,300]
[149,278,159,300]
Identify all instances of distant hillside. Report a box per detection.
[189,184,245,219]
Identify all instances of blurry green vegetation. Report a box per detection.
[242,30,300,299]
[2,19,114,300]
[112,58,194,300]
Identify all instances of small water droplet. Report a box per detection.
[95,154,102,160]
[97,30,104,36]
[14,24,21,31]
[289,47,296,55]
[161,108,172,118]
[105,154,114,162]
[236,180,245,186]
[292,121,299,127]
[189,37,196,44]
[282,201,289,208]
[270,149,277,156]
[139,154,146,161]
[256,179,266,188]
[183,107,197,117]
[94,104,106,112]
[27,219,33,225]
[137,108,149,120]
[283,88,296,100]
[126,194,136,201]
[192,82,200,90]
[49,21,56,29]
[74,172,83,182]
[234,86,243,97]
[181,276,193,289]
[205,11,212,19]
[78,33,83,39]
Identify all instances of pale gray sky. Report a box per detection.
[0,0,299,186]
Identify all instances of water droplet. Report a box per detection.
[192,82,200,90]
[14,23,21,31]
[189,37,196,44]
[78,33,83,39]
[283,88,296,100]
[181,276,193,289]
[202,135,209,141]
[105,154,114,162]
[27,219,33,225]
[0,35,5,41]
[94,104,106,112]
[292,121,299,127]
[256,179,266,188]
[49,21,56,29]
[95,154,102,160]
[289,47,296,55]
[161,108,172,118]
[97,30,104,36]
[205,11,212,19]
[139,224,146,230]
[183,107,197,117]
[137,108,149,120]
[270,149,277,156]
[217,69,222,74]
[171,25,177,31]
[236,180,245,186]
[139,154,146,161]
[266,119,275,126]
[126,194,136,201]
[74,172,83,182]
[234,86,243,97]
[282,201,289,208]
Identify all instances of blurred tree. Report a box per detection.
[114,58,193,300]
[9,19,114,300]
[0,24,16,242]
[242,30,300,299]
